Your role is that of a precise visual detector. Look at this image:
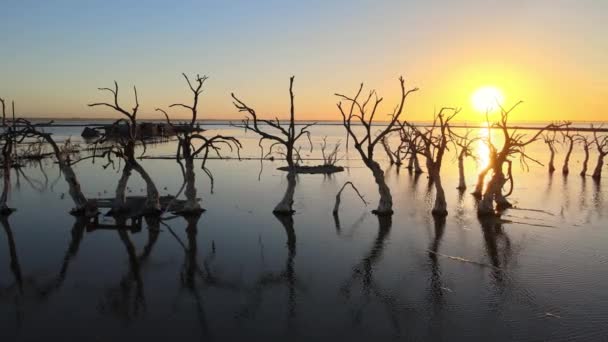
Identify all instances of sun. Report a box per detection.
[471,86,504,113]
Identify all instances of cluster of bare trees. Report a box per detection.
[2,75,607,222]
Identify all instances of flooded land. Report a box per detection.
[1,122,607,341]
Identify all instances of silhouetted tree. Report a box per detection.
[575,132,594,176]
[231,76,314,214]
[336,76,418,215]
[542,131,558,173]
[157,73,241,214]
[476,102,561,216]
[450,129,479,190]
[88,82,160,214]
[561,124,575,175]
[406,108,460,216]
[591,127,608,180]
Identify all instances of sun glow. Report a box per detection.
[472,86,504,113]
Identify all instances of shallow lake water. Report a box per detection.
[1,123,607,341]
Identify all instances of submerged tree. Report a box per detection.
[476,102,561,216]
[406,108,459,216]
[231,76,314,214]
[575,132,594,176]
[88,82,160,214]
[0,121,14,214]
[0,97,6,127]
[561,124,575,175]
[336,76,418,215]
[157,73,241,215]
[542,131,558,173]
[451,129,479,191]
[15,119,96,215]
[591,128,608,180]
[400,125,424,173]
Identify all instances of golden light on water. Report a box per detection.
[471,86,504,113]
[476,124,491,170]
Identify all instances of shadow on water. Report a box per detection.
[339,215,413,336]
[236,213,302,334]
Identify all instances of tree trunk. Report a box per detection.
[580,145,589,176]
[183,157,201,212]
[472,164,491,198]
[131,160,161,213]
[431,167,448,216]
[478,168,510,216]
[273,170,296,214]
[562,139,573,175]
[113,164,133,212]
[592,154,605,179]
[368,160,393,215]
[548,146,555,173]
[457,153,466,190]
[413,154,423,173]
[1,147,11,214]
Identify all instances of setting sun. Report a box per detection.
[471,86,504,113]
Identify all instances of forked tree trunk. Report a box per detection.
[131,160,161,213]
[562,139,574,175]
[478,168,510,216]
[430,166,447,216]
[592,154,606,179]
[457,153,466,190]
[273,170,296,214]
[580,145,589,176]
[368,160,393,215]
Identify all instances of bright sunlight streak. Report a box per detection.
[472,86,504,113]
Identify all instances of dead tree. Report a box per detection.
[561,124,575,175]
[575,132,594,176]
[0,97,6,127]
[336,76,418,215]
[542,131,558,173]
[406,108,459,216]
[404,126,425,173]
[476,102,561,216]
[14,119,95,215]
[231,76,314,214]
[450,129,479,190]
[157,73,241,215]
[591,127,608,180]
[320,136,341,166]
[88,82,160,214]
[0,129,14,214]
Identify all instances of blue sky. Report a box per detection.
[0,0,606,121]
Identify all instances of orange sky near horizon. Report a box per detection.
[0,1,606,123]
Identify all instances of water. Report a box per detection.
[1,122,607,341]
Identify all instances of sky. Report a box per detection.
[0,0,606,122]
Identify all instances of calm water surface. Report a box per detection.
[1,123,607,341]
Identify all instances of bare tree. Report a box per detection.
[450,129,479,190]
[157,73,241,214]
[476,102,561,216]
[0,127,14,214]
[400,125,424,173]
[560,124,575,175]
[231,76,314,214]
[0,97,6,127]
[88,82,160,214]
[14,119,95,215]
[336,76,418,215]
[542,131,558,173]
[575,132,594,176]
[591,127,608,180]
[320,136,341,167]
[406,108,459,216]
